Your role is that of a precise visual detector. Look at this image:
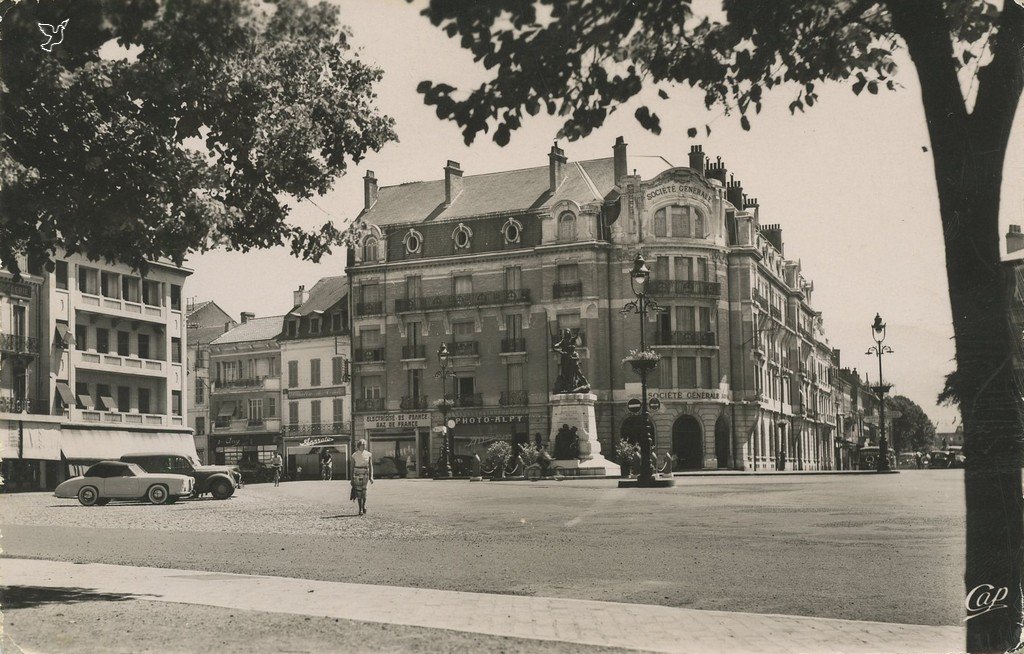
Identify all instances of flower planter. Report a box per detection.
[628,359,659,376]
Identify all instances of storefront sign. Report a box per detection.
[297,436,336,447]
[212,433,278,447]
[452,414,528,425]
[648,389,731,402]
[644,182,714,204]
[285,386,347,400]
[363,412,431,429]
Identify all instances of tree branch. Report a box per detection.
[970,0,1024,139]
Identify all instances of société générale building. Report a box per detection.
[347,139,840,474]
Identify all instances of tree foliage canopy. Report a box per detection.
[886,394,938,452]
[1,0,396,276]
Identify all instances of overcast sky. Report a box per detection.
[186,0,1024,431]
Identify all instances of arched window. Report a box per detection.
[452,223,473,249]
[557,212,577,241]
[362,237,378,262]
[653,205,706,238]
[403,229,423,255]
[502,217,523,245]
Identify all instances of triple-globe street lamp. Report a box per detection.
[434,343,455,478]
[866,313,895,472]
[620,252,675,488]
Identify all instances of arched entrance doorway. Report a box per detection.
[714,415,731,468]
[672,415,703,470]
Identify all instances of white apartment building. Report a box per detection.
[279,278,351,478]
[186,300,236,464]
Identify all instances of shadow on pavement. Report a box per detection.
[1,585,150,609]
[321,514,362,519]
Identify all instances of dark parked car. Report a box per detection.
[897,452,923,470]
[945,446,966,468]
[121,453,241,499]
[855,446,897,471]
[236,459,275,484]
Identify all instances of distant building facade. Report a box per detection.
[186,300,236,464]
[347,139,841,473]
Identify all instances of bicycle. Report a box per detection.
[321,462,333,481]
[525,462,565,481]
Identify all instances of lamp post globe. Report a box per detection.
[867,313,894,473]
[435,342,453,478]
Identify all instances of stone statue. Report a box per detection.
[553,424,580,459]
[552,328,591,394]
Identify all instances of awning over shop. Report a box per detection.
[55,382,75,406]
[77,394,94,410]
[98,396,118,411]
[1,422,61,460]
[60,428,199,461]
[217,403,236,417]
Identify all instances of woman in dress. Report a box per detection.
[350,439,374,515]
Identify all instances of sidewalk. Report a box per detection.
[1,558,962,654]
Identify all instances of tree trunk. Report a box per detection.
[887,1,1024,650]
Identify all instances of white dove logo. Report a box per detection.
[38,19,68,52]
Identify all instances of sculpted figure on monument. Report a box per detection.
[553,424,580,460]
[552,328,591,394]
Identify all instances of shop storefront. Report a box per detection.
[285,435,349,479]
[210,433,278,466]
[449,412,530,460]
[1,417,63,491]
[362,412,430,478]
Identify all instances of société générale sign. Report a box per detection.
[644,183,715,204]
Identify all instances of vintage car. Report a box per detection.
[945,446,966,469]
[55,460,194,506]
[120,453,241,500]
[855,446,898,471]
[897,452,923,470]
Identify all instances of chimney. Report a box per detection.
[688,145,706,175]
[760,224,784,254]
[293,284,308,307]
[726,175,745,208]
[706,156,728,184]
[613,136,628,184]
[444,160,463,207]
[548,142,567,192]
[363,171,378,211]
[240,312,255,324]
[1008,224,1024,254]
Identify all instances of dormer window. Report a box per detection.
[310,317,321,334]
[362,236,379,262]
[502,217,523,245]
[452,223,472,249]
[403,228,423,255]
[557,212,576,241]
[287,320,298,337]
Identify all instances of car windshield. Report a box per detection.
[124,463,146,476]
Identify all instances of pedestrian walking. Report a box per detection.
[350,439,374,515]
[270,452,283,487]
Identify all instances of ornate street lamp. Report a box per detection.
[434,343,454,478]
[620,252,674,488]
[866,313,895,472]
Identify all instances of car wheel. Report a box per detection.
[78,486,100,506]
[146,484,169,505]
[211,479,234,500]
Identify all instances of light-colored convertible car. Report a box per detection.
[55,460,195,506]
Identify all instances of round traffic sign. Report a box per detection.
[446,419,456,429]
[649,397,662,412]
[626,398,641,413]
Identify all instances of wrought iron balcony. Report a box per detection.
[353,347,385,363]
[401,344,426,359]
[215,376,272,390]
[400,395,428,410]
[499,391,529,406]
[647,280,721,298]
[283,421,352,436]
[356,301,384,316]
[653,331,717,346]
[552,281,583,299]
[446,341,479,356]
[501,337,526,353]
[770,305,782,319]
[0,334,40,356]
[753,289,770,308]
[394,288,531,313]
[353,397,385,412]
[453,393,483,407]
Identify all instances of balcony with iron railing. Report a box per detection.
[446,341,479,356]
[401,344,426,360]
[753,289,770,308]
[647,280,721,299]
[66,406,185,427]
[353,397,385,412]
[211,416,282,432]
[211,376,281,393]
[770,305,782,320]
[500,338,526,353]
[451,393,484,407]
[353,347,385,363]
[653,331,717,346]
[499,390,529,406]
[355,301,384,316]
[400,395,429,410]
[395,288,531,313]
[0,334,40,356]
[552,281,583,299]
[283,421,352,437]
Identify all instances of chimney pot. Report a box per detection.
[613,136,628,184]
[687,145,706,175]
[548,142,567,192]
[726,179,745,208]
[1008,224,1024,254]
[444,160,463,207]
[705,156,728,184]
[241,312,255,324]
[363,171,378,211]
[293,285,308,307]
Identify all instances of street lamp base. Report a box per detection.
[618,478,677,488]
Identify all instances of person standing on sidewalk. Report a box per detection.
[350,439,373,515]
[321,449,333,481]
[270,452,283,487]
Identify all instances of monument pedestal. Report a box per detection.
[549,393,620,477]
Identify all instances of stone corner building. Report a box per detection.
[347,139,839,475]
